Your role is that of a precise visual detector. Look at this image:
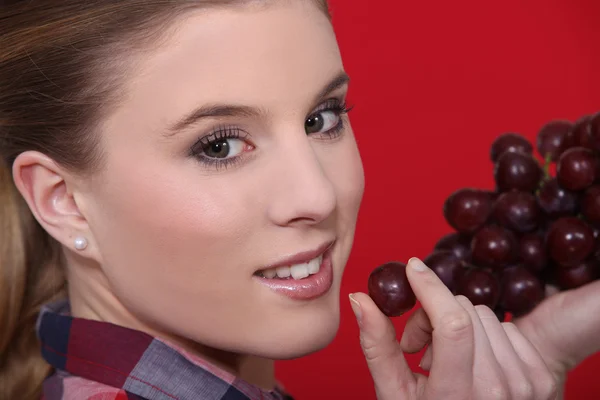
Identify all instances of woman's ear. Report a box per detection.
[12,151,101,262]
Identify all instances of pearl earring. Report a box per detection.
[74,236,88,251]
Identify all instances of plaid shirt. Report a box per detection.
[37,300,294,400]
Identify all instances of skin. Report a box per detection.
[14,1,364,389]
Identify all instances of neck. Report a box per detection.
[65,264,277,391]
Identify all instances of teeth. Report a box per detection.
[276,266,291,278]
[260,254,323,280]
[308,257,320,274]
[263,268,277,279]
[290,264,310,280]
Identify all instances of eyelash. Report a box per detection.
[190,98,354,171]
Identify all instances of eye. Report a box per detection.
[201,137,248,159]
[305,110,341,134]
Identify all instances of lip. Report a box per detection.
[254,242,335,301]
[257,240,335,272]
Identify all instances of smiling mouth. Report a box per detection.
[254,253,324,280]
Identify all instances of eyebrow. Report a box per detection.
[164,71,350,136]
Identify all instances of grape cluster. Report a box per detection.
[434,112,600,320]
[368,112,600,320]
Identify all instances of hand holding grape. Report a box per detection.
[350,258,557,399]
[358,111,600,399]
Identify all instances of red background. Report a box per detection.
[276,0,600,398]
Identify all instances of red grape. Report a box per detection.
[581,185,600,227]
[490,133,533,162]
[443,188,492,234]
[536,120,573,161]
[555,259,599,290]
[556,147,599,191]
[500,265,545,316]
[494,151,543,192]
[546,217,595,267]
[424,250,465,293]
[434,232,472,262]
[536,178,579,219]
[492,191,541,233]
[564,115,593,150]
[519,233,547,273]
[471,225,518,270]
[456,268,500,309]
[368,262,416,317]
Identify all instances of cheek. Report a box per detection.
[329,132,365,219]
[87,157,257,287]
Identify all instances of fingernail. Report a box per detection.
[349,294,363,325]
[409,257,428,272]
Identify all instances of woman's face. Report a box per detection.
[77,1,364,359]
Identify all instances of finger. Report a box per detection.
[476,306,533,399]
[405,258,474,399]
[457,300,508,400]
[503,322,559,399]
[399,307,432,354]
[419,344,432,371]
[349,292,416,399]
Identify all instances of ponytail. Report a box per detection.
[0,158,66,400]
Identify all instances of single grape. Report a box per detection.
[546,217,595,267]
[368,262,416,317]
[564,115,592,150]
[456,268,500,309]
[471,225,518,270]
[556,147,598,191]
[434,232,472,262]
[494,151,543,192]
[581,185,600,227]
[536,120,573,161]
[443,189,492,234]
[490,133,533,162]
[536,178,579,219]
[492,191,541,233]
[555,259,599,290]
[519,233,547,273]
[500,265,545,316]
[424,250,465,293]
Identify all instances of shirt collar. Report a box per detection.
[37,300,292,400]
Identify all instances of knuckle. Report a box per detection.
[514,380,534,399]
[538,372,559,399]
[487,385,509,400]
[438,309,473,341]
[360,327,399,364]
[454,294,472,306]
[474,304,495,319]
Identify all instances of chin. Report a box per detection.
[264,318,341,360]
[246,301,342,360]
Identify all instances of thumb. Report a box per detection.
[349,292,416,400]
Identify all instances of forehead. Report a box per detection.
[106,2,342,133]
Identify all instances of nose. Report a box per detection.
[266,135,337,227]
